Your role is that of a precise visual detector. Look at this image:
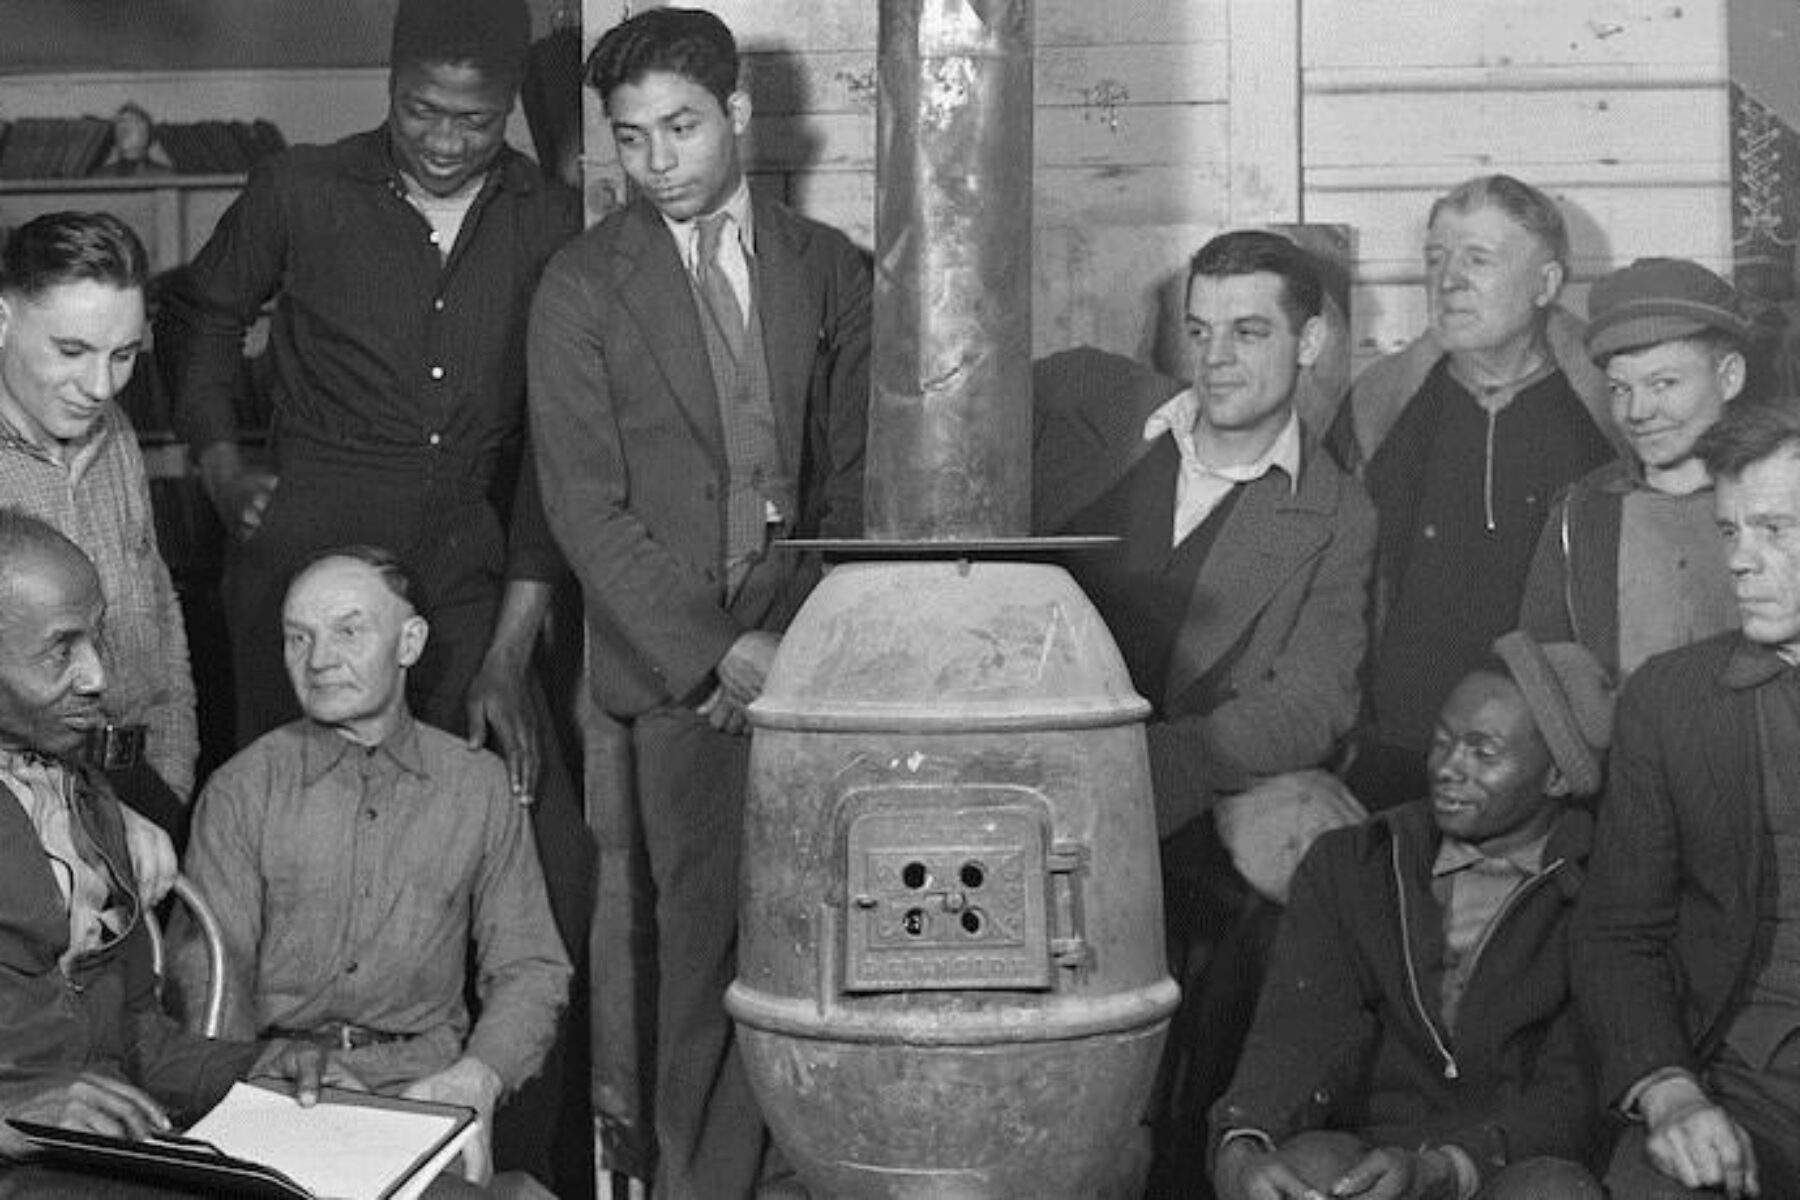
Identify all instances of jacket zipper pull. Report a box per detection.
[1443,1059,1459,1080]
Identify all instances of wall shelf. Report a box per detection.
[0,174,244,272]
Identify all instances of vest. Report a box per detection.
[691,249,792,597]
[1063,438,1243,711]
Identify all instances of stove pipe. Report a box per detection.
[864,0,1034,541]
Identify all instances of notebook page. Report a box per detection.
[187,1082,467,1200]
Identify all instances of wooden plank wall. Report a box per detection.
[1301,0,1733,373]
[581,0,1277,373]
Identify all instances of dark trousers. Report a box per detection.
[631,704,766,1200]
[218,465,508,747]
[1147,818,1280,1200]
[1273,1131,1602,1199]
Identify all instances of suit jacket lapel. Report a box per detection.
[1164,452,1331,703]
[613,202,725,465]
[749,195,812,473]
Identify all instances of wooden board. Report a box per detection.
[1305,87,1728,170]
[1306,0,1725,70]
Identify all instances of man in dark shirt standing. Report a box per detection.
[161,0,575,792]
[159,0,593,1189]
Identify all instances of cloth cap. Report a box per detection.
[1491,632,1615,797]
[1585,257,1752,363]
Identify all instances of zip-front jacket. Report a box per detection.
[0,764,260,1124]
[1210,801,1600,1178]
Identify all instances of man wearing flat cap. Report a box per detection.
[1521,257,1755,679]
[1576,395,1800,1198]
[158,0,593,1189]
[1212,631,1613,1200]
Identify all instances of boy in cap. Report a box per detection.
[1520,257,1755,678]
[1211,632,1612,1200]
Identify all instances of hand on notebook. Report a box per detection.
[1,1071,171,1155]
[400,1057,503,1184]
[250,1041,367,1107]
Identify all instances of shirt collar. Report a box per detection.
[1432,828,1550,879]
[1142,388,1301,494]
[0,744,71,779]
[1721,635,1800,691]
[299,711,427,787]
[0,403,114,471]
[662,178,756,272]
[1593,453,1716,500]
[341,127,537,197]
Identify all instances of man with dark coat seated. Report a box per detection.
[1577,396,1800,1198]
[1211,632,1612,1200]
[0,511,337,1195]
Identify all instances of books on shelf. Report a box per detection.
[0,116,112,179]
[0,115,286,179]
[8,1080,477,1200]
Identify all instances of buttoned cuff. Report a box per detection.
[1623,1066,1704,1121]
[1218,1128,1275,1153]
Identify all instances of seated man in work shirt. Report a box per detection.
[174,546,570,1187]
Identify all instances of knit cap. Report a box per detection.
[1491,631,1615,797]
[1585,257,1752,363]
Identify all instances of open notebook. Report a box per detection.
[10,1080,477,1200]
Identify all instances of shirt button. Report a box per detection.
[1422,523,1437,540]
[346,962,359,975]
[428,432,442,447]
[365,808,377,820]
[433,298,445,312]
[428,231,441,245]
[429,365,445,381]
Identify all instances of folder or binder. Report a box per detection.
[9,1081,477,1200]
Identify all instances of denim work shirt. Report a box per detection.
[174,714,571,1092]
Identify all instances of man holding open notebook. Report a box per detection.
[173,546,569,1194]
[0,513,343,1191]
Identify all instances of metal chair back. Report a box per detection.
[143,875,228,1038]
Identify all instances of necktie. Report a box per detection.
[695,211,746,344]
